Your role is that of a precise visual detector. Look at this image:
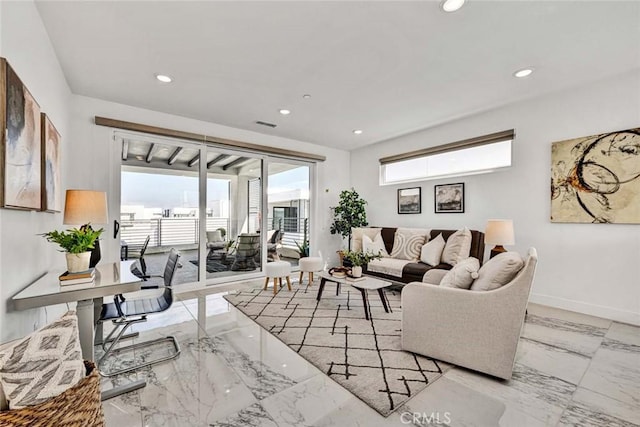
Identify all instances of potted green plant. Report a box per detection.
[330,188,368,252]
[295,220,310,258]
[295,238,309,258]
[42,226,104,272]
[342,250,382,277]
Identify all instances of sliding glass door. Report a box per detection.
[119,137,202,285]
[116,131,312,286]
[266,160,311,267]
[205,147,263,281]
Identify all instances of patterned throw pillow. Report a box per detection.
[0,311,85,409]
[390,228,428,261]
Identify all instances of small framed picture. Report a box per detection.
[398,187,421,214]
[434,183,465,213]
[41,113,62,212]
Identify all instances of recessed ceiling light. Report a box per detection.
[514,68,534,78]
[441,0,465,13]
[302,94,311,99]
[353,129,363,135]
[279,109,291,115]
[155,74,172,83]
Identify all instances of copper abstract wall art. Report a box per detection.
[551,128,640,224]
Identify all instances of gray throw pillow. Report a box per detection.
[441,227,472,266]
[471,252,525,291]
[440,257,480,289]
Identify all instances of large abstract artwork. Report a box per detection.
[1,58,42,210]
[41,113,61,212]
[551,128,640,224]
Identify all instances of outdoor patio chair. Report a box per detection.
[231,233,261,271]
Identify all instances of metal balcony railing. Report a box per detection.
[120,216,309,250]
[120,218,230,247]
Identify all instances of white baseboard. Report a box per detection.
[529,293,640,326]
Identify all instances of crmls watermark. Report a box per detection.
[399,411,452,425]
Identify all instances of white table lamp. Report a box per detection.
[63,190,108,267]
[485,219,515,259]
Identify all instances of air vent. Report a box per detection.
[255,121,277,128]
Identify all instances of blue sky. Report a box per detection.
[121,166,308,209]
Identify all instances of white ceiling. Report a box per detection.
[36,1,640,151]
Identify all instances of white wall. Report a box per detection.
[0,1,73,342]
[0,1,349,343]
[68,94,350,270]
[351,71,640,325]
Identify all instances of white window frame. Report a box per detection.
[379,130,514,186]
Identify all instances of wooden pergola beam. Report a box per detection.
[207,154,230,168]
[168,147,183,165]
[222,157,248,170]
[121,140,129,161]
[145,143,155,163]
[188,154,200,167]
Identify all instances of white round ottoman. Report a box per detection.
[264,261,292,295]
[298,257,323,286]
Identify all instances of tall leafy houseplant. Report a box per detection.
[330,188,368,251]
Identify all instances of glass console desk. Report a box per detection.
[12,261,143,400]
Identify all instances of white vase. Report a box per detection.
[352,265,363,278]
[65,252,92,273]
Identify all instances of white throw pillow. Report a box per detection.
[351,227,382,252]
[390,228,428,261]
[420,234,446,266]
[0,311,85,409]
[362,233,389,257]
[441,227,472,266]
[440,257,480,289]
[471,252,525,291]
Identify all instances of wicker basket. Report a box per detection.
[0,360,105,426]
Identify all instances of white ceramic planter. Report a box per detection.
[65,252,91,273]
[351,265,363,277]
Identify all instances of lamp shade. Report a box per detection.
[63,190,108,225]
[485,219,515,246]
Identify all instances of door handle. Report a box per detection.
[114,220,120,238]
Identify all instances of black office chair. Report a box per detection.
[128,235,151,279]
[97,248,181,377]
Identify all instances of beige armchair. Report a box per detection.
[401,248,538,380]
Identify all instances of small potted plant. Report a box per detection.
[42,226,104,273]
[342,250,382,277]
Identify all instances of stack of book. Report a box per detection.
[59,268,95,286]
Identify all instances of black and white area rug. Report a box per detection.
[223,283,450,416]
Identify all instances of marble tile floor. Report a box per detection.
[99,284,640,427]
[140,250,300,286]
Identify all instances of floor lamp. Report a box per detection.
[63,190,108,268]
